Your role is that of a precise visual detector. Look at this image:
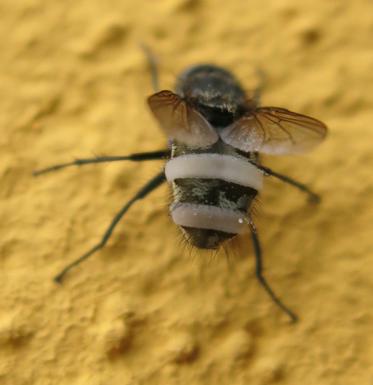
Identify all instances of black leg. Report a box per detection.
[54,171,166,284]
[140,44,160,92]
[252,68,267,106]
[249,161,320,203]
[248,217,298,323]
[33,149,170,176]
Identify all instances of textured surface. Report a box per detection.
[1,0,373,384]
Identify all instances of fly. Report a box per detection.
[34,50,327,322]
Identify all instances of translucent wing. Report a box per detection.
[148,90,219,148]
[220,107,327,155]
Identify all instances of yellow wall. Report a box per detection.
[1,0,372,384]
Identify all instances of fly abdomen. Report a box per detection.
[166,149,263,249]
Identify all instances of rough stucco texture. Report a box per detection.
[1,0,373,384]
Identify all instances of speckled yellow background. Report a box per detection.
[1,0,373,384]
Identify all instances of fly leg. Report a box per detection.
[140,44,160,92]
[249,161,320,203]
[252,68,267,106]
[247,216,298,323]
[33,150,170,176]
[54,171,166,284]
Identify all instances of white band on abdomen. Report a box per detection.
[165,153,263,190]
[170,203,249,234]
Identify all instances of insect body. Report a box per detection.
[155,66,261,249]
[35,60,327,322]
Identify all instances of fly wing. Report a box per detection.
[220,107,327,155]
[148,90,219,148]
